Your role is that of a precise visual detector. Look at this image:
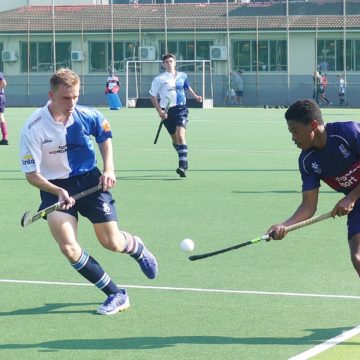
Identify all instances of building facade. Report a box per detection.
[0,1,360,107]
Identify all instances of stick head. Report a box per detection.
[21,210,31,227]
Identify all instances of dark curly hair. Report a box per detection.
[285,99,324,125]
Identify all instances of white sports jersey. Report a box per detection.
[19,102,112,180]
[149,71,189,108]
[339,78,346,94]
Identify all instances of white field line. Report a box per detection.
[288,325,360,360]
[113,147,297,154]
[0,278,359,301]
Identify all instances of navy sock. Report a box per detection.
[177,144,188,169]
[71,250,120,295]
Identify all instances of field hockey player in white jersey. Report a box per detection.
[19,68,158,315]
[150,53,202,178]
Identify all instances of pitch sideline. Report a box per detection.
[288,325,360,359]
[0,278,359,301]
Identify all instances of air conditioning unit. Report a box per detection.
[2,50,18,62]
[210,46,227,61]
[71,51,84,62]
[140,47,156,61]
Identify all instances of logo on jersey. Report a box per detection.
[102,202,111,215]
[43,138,52,144]
[311,162,321,174]
[49,145,68,154]
[323,160,360,192]
[28,116,42,129]
[21,154,35,166]
[102,119,111,132]
[338,144,350,158]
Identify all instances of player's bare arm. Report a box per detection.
[25,171,74,209]
[268,188,319,239]
[150,95,167,120]
[187,86,202,102]
[332,183,360,217]
[0,78,6,89]
[98,138,116,191]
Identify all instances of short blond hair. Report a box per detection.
[50,68,80,91]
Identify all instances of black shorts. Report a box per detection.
[163,105,189,135]
[39,167,118,223]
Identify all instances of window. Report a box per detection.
[20,42,71,73]
[159,40,213,71]
[317,40,335,72]
[233,40,287,72]
[317,39,360,72]
[355,40,360,71]
[89,41,139,73]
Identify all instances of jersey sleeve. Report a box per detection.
[299,155,321,192]
[149,76,161,97]
[19,125,42,174]
[183,75,189,90]
[343,122,360,156]
[92,109,112,144]
[76,107,112,144]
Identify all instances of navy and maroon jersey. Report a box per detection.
[299,121,360,194]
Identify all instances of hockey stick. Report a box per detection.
[21,184,102,227]
[153,96,171,144]
[188,211,333,261]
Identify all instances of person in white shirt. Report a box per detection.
[19,68,158,315]
[149,53,202,178]
[337,74,347,106]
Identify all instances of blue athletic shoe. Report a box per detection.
[134,236,158,279]
[97,290,130,315]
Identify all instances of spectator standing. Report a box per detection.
[312,70,322,105]
[231,70,244,105]
[337,74,346,106]
[319,72,331,106]
[0,72,8,145]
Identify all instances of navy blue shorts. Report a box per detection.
[347,198,360,239]
[39,167,118,224]
[163,105,189,135]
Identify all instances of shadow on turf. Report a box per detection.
[115,168,299,181]
[232,190,337,194]
[0,327,358,350]
[117,169,298,173]
[0,302,98,316]
[117,175,181,181]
